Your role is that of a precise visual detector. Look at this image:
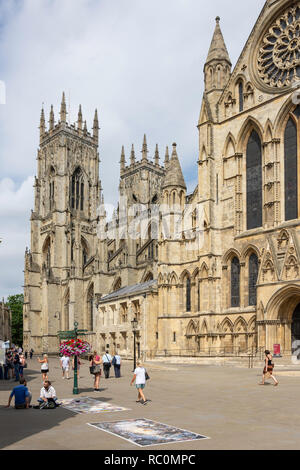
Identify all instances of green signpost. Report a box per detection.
[57,321,88,395]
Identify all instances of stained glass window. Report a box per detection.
[249,253,258,306]
[246,131,262,230]
[231,257,240,307]
[186,277,191,312]
[284,118,298,221]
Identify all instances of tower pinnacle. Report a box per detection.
[60,92,67,123]
[141,134,148,161]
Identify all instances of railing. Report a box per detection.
[144,346,265,362]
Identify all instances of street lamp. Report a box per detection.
[131,318,138,372]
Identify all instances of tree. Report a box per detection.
[7,294,24,346]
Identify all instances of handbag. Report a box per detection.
[145,371,150,381]
[90,365,95,375]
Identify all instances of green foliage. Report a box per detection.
[7,294,24,346]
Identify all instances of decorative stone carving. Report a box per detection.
[257,3,300,88]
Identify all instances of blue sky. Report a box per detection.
[0,0,266,298]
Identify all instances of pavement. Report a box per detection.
[1,357,300,450]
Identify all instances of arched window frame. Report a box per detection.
[70,167,84,211]
[246,130,263,230]
[231,257,240,308]
[284,108,300,221]
[248,253,259,306]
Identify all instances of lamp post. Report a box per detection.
[57,321,88,395]
[131,318,138,372]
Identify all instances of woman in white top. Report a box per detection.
[38,354,49,381]
[130,361,148,405]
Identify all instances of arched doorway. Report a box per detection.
[292,303,300,356]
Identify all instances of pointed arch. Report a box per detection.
[200,319,208,334]
[70,166,85,211]
[223,133,236,157]
[237,116,264,153]
[220,317,234,333]
[198,262,208,279]
[86,282,94,331]
[248,316,256,333]
[263,119,274,142]
[241,244,260,262]
[222,248,241,265]
[234,316,247,333]
[284,116,298,221]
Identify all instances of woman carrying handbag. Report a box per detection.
[90,351,102,392]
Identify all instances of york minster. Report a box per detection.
[23,0,300,360]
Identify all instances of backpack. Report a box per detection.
[112,356,117,366]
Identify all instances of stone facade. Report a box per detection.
[24,0,300,359]
[0,301,11,343]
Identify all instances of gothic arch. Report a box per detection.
[223,133,236,157]
[220,317,234,333]
[180,270,191,284]
[274,95,299,135]
[192,268,199,281]
[248,316,256,333]
[266,284,300,322]
[200,319,208,334]
[263,119,274,142]
[234,316,247,333]
[241,244,260,263]
[237,116,264,153]
[186,320,198,336]
[200,262,209,278]
[86,282,94,331]
[222,248,241,265]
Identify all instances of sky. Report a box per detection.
[0,0,266,299]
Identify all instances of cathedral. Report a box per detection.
[23,0,300,360]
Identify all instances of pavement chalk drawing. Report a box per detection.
[88,418,209,447]
[60,397,129,414]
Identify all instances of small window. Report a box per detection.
[173,332,176,343]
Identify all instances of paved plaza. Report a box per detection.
[1,357,300,450]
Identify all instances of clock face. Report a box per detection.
[256,2,300,90]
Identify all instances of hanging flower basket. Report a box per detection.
[60,339,91,357]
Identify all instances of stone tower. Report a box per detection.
[23,94,101,353]
[106,135,166,288]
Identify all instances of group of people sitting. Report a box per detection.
[7,378,59,410]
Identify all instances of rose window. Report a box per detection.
[258,3,300,88]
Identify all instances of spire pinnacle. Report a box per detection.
[60,92,67,123]
[162,143,186,190]
[205,17,231,66]
[120,145,126,172]
[49,105,55,131]
[93,109,99,142]
[39,107,46,140]
[154,144,160,166]
[141,134,148,161]
[164,146,170,165]
[130,144,136,165]
[77,105,83,131]
[83,120,87,135]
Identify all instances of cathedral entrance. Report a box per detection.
[291,303,300,356]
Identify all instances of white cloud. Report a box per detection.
[0,0,266,297]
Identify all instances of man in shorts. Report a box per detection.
[60,355,70,380]
[130,361,148,405]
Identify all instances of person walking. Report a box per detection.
[60,355,70,380]
[19,354,26,378]
[112,353,121,378]
[102,351,112,379]
[6,377,32,409]
[24,351,28,360]
[38,354,49,381]
[30,349,34,360]
[130,361,148,405]
[259,350,279,386]
[90,351,102,392]
[13,351,20,382]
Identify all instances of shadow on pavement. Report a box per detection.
[0,404,76,449]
